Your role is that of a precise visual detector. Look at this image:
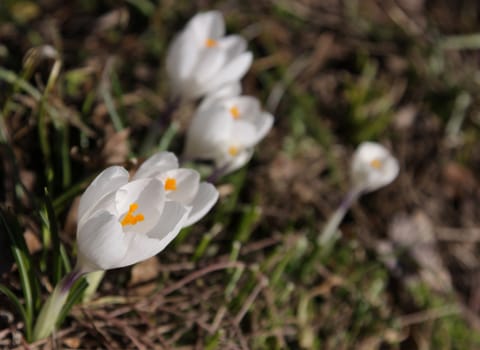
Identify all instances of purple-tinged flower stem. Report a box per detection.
[317,188,361,247]
[32,268,85,341]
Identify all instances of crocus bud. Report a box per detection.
[318,141,399,248]
[184,95,274,174]
[350,141,399,194]
[76,166,190,273]
[166,10,253,100]
[133,151,219,226]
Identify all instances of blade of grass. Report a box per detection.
[53,172,96,213]
[60,125,71,189]
[43,188,63,284]
[0,210,39,341]
[234,202,261,243]
[0,284,31,340]
[98,59,126,135]
[192,223,222,261]
[38,59,62,193]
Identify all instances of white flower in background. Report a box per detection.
[133,151,219,226]
[184,95,274,174]
[76,166,189,272]
[166,10,253,100]
[318,141,399,247]
[351,141,399,194]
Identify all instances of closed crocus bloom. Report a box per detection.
[133,152,219,227]
[351,141,399,194]
[76,166,189,272]
[166,10,253,100]
[318,142,399,248]
[184,95,274,174]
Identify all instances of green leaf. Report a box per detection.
[0,209,40,341]
[43,188,63,284]
[0,283,31,341]
[56,277,88,327]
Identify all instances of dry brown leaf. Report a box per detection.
[63,337,82,349]
[388,211,453,293]
[24,229,42,254]
[128,257,161,296]
[101,128,130,165]
[393,104,418,131]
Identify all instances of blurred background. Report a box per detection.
[1,0,480,348]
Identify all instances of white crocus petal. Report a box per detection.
[190,10,225,43]
[209,82,242,101]
[231,120,258,148]
[218,35,248,58]
[351,141,399,193]
[116,201,189,268]
[78,166,129,223]
[252,112,274,143]
[133,152,178,180]
[184,107,233,160]
[200,82,242,112]
[79,191,118,227]
[183,182,219,226]
[194,48,228,85]
[231,96,261,119]
[166,31,200,88]
[77,211,128,272]
[223,148,254,174]
[206,52,253,94]
[161,168,200,204]
[147,201,190,241]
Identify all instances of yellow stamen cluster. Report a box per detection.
[205,38,218,48]
[164,177,177,191]
[370,159,382,169]
[228,146,239,156]
[121,203,144,227]
[230,106,240,119]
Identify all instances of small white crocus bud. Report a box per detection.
[183,95,274,174]
[318,141,399,248]
[133,152,219,226]
[350,141,400,194]
[166,10,253,100]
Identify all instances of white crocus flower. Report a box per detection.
[166,10,253,100]
[33,158,218,340]
[318,142,399,248]
[184,95,274,174]
[76,166,190,272]
[351,141,399,194]
[133,151,219,227]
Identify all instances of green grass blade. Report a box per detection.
[0,283,31,340]
[0,210,40,341]
[43,188,63,284]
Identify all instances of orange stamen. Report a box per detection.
[164,177,177,191]
[370,159,382,169]
[205,38,218,48]
[228,146,239,156]
[230,106,240,119]
[121,203,145,227]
